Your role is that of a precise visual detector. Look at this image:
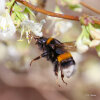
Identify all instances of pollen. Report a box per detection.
[57,52,72,62]
[46,38,54,45]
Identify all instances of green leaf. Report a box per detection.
[69,4,81,10]
[93,24,100,29]
[15,11,28,21]
[24,7,35,17]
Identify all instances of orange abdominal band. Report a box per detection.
[57,52,72,62]
[46,38,54,45]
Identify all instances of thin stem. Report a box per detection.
[10,0,16,15]
[15,0,100,25]
[80,1,100,14]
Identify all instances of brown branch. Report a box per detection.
[15,0,100,25]
[94,20,100,25]
[80,1,100,14]
[15,0,79,21]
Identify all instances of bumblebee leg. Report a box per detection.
[60,67,67,86]
[30,56,42,66]
[30,52,48,66]
[54,61,59,76]
[54,61,61,87]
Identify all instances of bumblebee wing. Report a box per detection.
[57,41,76,52]
[63,41,76,51]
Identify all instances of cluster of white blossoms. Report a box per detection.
[76,23,100,55]
[76,25,90,53]
[0,0,16,40]
[19,19,46,43]
[89,26,100,47]
[0,0,45,41]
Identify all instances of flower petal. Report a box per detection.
[21,19,45,37]
[76,37,89,53]
[0,11,16,40]
[90,40,100,47]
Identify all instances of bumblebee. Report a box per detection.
[30,36,76,85]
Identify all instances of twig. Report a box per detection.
[80,1,100,14]
[15,0,79,21]
[94,20,100,25]
[10,0,16,15]
[15,0,100,25]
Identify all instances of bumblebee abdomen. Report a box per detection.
[57,52,75,67]
[57,52,72,62]
[60,58,75,67]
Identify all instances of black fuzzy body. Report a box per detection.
[35,37,75,76]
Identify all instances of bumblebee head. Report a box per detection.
[34,36,47,48]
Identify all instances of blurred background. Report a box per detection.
[0,0,100,100]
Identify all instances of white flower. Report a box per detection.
[73,7,82,12]
[0,0,5,14]
[88,23,100,40]
[76,39,89,53]
[76,25,91,53]
[54,21,72,34]
[21,19,46,37]
[0,0,16,40]
[90,40,100,47]
[86,24,100,49]
[0,11,16,40]
[90,29,100,40]
[63,65,76,78]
